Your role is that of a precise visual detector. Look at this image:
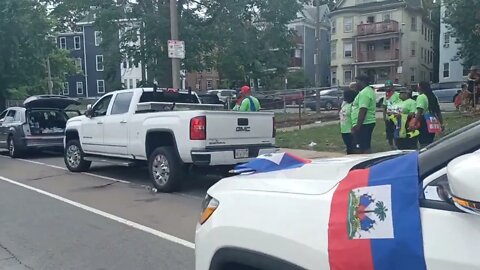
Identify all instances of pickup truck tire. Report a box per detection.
[148,147,184,193]
[64,139,91,172]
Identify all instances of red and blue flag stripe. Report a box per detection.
[328,152,426,270]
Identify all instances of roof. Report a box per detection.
[334,0,423,12]
[291,4,330,26]
[77,12,95,26]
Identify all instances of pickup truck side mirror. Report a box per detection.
[84,109,93,118]
[86,104,92,110]
[447,153,480,215]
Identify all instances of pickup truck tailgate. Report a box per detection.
[205,111,274,146]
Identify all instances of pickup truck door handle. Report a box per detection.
[120,120,127,124]
[97,121,103,125]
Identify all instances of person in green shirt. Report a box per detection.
[339,90,357,154]
[351,75,376,154]
[394,89,418,150]
[382,80,401,150]
[412,81,443,148]
[237,85,261,112]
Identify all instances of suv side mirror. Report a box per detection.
[447,153,480,215]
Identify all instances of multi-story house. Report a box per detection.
[288,4,331,86]
[330,0,434,86]
[185,68,220,92]
[57,16,144,98]
[438,0,467,84]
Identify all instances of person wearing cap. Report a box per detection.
[237,85,261,112]
[393,88,418,150]
[351,75,376,154]
[382,80,401,150]
[467,65,480,108]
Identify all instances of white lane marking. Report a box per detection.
[1,155,205,200]
[0,175,196,249]
[17,158,133,185]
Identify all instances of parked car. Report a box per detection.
[198,94,224,105]
[277,91,304,105]
[304,88,343,111]
[431,82,463,103]
[207,89,237,104]
[195,120,480,270]
[0,95,80,157]
[64,88,277,192]
[371,84,419,107]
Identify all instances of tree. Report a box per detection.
[0,0,75,110]
[443,0,480,66]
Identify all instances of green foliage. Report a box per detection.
[0,0,75,109]
[443,0,480,66]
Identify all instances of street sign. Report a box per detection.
[168,40,185,59]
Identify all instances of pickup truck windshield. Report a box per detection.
[139,91,199,104]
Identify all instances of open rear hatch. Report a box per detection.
[23,95,80,110]
[23,95,80,136]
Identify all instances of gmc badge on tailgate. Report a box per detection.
[236,126,251,132]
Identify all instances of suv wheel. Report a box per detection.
[148,147,183,193]
[64,140,91,172]
[325,101,334,111]
[7,136,23,158]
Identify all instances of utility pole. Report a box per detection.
[315,0,322,113]
[170,0,181,89]
[46,56,53,95]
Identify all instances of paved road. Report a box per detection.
[0,151,221,269]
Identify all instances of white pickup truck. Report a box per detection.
[64,88,277,192]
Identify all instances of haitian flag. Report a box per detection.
[328,152,426,270]
[232,152,311,174]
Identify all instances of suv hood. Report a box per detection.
[24,95,80,110]
[208,151,405,196]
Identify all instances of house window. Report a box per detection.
[344,42,353,58]
[383,13,391,21]
[74,36,81,50]
[411,16,417,31]
[294,49,302,58]
[129,79,133,89]
[124,79,128,89]
[136,79,140,87]
[59,37,67,49]
[95,31,102,46]
[63,82,69,95]
[96,55,104,71]
[421,70,426,81]
[76,82,84,94]
[344,70,353,84]
[97,80,105,94]
[410,68,416,82]
[410,42,416,57]
[332,70,337,85]
[444,33,450,46]
[421,48,424,59]
[344,17,353,33]
[421,24,424,35]
[75,58,82,72]
[331,41,337,60]
[383,41,391,50]
[206,68,212,73]
[206,79,213,90]
[443,63,450,78]
[331,19,336,35]
[367,16,375,23]
[123,60,127,69]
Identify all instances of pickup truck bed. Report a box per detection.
[64,88,277,192]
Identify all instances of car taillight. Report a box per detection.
[190,116,206,140]
[272,117,276,138]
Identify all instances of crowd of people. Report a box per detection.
[339,75,444,155]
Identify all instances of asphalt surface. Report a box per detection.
[0,150,221,270]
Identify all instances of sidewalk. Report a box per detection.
[280,148,344,159]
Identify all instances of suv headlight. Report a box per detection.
[199,194,219,225]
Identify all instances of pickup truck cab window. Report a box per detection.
[4,110,16,123]
[111,92,134,115]
[91,95,113,117]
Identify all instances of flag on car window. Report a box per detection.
[328,152,426,270]
[232,152,311,174]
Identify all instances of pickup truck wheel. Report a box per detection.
[149,147,183,193]
[64,140,91,172]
